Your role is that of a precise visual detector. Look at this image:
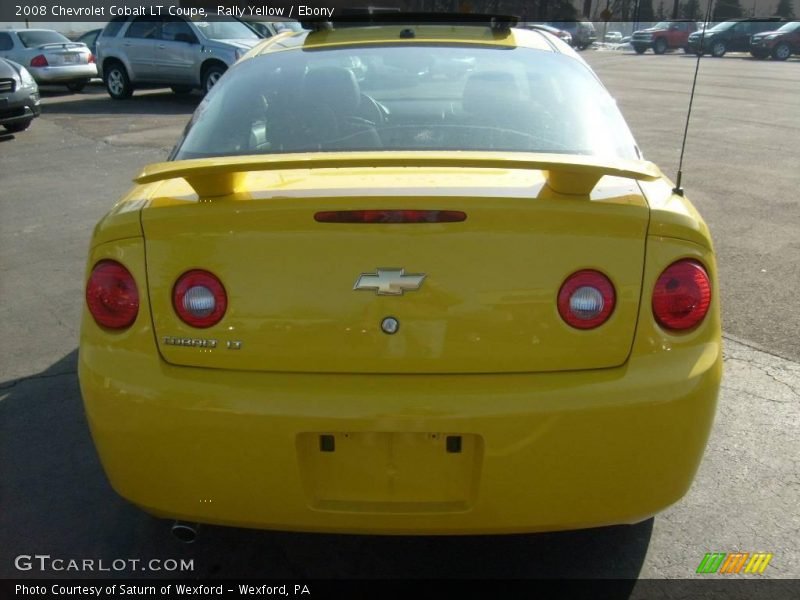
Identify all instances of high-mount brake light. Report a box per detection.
[314,210,467,224]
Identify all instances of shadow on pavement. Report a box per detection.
[0,351,651,583]
[39,86,200,117]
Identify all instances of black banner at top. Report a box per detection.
[0,0,793,24]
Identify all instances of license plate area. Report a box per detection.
[297,432,483,513]
[61,53,79,64]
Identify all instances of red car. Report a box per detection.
[632,20,697,54]
[750,21,800,60]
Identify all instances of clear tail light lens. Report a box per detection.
[652,260,711,331]
[173,270,227,328]
[85,260,139,329]
[558,270,616,329]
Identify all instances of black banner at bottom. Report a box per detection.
[2,579,799,600]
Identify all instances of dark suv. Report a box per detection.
[549,21,597,50]
[750,21,800,60]
[687,17,786,57]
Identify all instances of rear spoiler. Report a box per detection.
[135,152,661,197]
[38,42,85,50]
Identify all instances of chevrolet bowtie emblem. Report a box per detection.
[353,268,426,296]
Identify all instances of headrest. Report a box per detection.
[304,67,361,113]
[462,71,521,115]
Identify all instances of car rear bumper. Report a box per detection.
[29,64,97,83]
[80,335,721,534]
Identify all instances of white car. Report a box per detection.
[0,29,97,92]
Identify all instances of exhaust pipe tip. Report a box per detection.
[171,521,198,544]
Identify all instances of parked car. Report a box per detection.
[549,20,597,49]
[521,23,573,46]
[80,17,721,537]
[0,29,97,92]
[96,13,262,99]
[631,20,697,54]
[0,57,41,133]
[750,21,800,60]
[74,28,102,57]
[687,17,786,57]
[604,31,623,43]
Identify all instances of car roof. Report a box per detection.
[251,24,562,57]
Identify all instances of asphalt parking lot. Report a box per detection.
[1,49,798,583]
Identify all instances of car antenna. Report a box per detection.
[673,0,716,197]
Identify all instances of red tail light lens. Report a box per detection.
[86,260,139,329]
[88,53,95,64]
[652,260,711,331]
[173,270,227,328]
[314,210,466,224]
[30,55,48,68]
[558,270,616,329]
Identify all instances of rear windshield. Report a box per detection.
[174,43,639,161]
[17,30,71,47]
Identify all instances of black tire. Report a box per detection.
[653,38,668,54]
[772,42,791,61]
[104,62,133,99]
[633,45,647,54]
[4,119,32,133]
[66,79,89,93]
[201,64,226,94]
[171,85,193,95]
[683,46,692,53]
[710,40,727,57]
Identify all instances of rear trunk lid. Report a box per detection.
[141,162,650,374]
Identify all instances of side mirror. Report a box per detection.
[176,33,197,44]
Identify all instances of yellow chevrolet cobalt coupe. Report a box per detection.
[79,16,721,537]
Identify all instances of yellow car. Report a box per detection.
[79,16,721,538]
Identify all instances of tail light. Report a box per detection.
[558,270,615,329]
[88,53,95,64]
[30,55,48,68]
[86,260,139,329]
[652,260,711,331]
[314,210,466,224]
[173,270,227,328]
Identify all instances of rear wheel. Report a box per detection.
[633,45,647,54]
[653,38,668,54]
[772,43,791,61]
[171,85,193,95]
[711,40,727,57]
[105,63,133,99]
[66,79,89,93]
[4,119,32,133]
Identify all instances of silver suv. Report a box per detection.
[96,15,261,99]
